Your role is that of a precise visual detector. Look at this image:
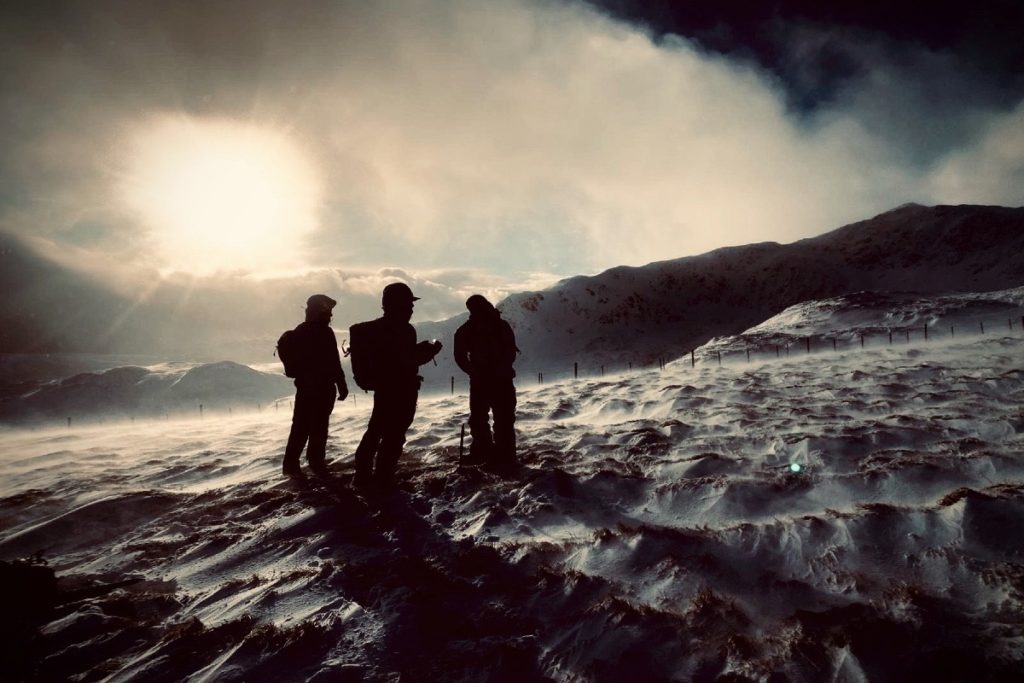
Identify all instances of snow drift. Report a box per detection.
[1,291,1022,681]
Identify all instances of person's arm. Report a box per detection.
[415,340,442,366]
[412,325,442,366]
[453,326,472,375]
[329,328,349,400]
[503,321,519,366]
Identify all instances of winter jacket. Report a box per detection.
[454,311,517,380]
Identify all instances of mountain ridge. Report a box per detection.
[3,204,1022,373]
[418,204,1024,384]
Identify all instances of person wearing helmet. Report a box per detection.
[454,294,518,470]
[352,282,442,493]
[282,294,349,476]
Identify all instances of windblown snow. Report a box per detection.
[1,290,1022,681]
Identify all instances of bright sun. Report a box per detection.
[119,116,322,275]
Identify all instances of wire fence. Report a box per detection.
[421,307,1024,396]
[31,307,1024,429]
[691,308,1024,366]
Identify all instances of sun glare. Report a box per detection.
[119,116,322,274]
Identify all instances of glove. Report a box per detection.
[337,381,349,401]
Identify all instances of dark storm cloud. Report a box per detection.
[582,0,1024,113]
[583,1,1024,169]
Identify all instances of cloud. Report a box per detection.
[1,0,1021,289]
[14,231,558,331]
[930,102,1024,206]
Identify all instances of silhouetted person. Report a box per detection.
[454,294,518,469]
[351,282,442,493]
[283,294,349,476]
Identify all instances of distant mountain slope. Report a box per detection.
[420,204,1024,383]
[0,360,293,424]
[4,204,1022,377]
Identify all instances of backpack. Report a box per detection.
[348,319,384,391]
[276,328,302,378]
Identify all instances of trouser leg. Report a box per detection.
[284,389,312,470]
[374,387,418,487]
[305,387,336,468]
[492,380,517,462]
[468,379,494,457]
[354,397,385,485]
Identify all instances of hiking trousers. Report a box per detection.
[284,383,336,469]
[354,383,419,486]
[469,376,517,462]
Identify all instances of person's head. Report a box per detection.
[305,293,336,323]
[465,294,494,317]
[382,282,419,322]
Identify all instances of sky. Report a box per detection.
[1,0,1023,322]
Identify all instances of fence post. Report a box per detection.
[574,362,578,379]
[538,372,543,385]
[950,326,955,338]
[832,338,837,351]
[905,330,910,343]
[860,334,864,348]
[924,325,928,341]
[980,321,985,334]
[806,337,811,353]
[717,351,722,366]
[746,348,750,362]
[451,376,455,395]
[691,350,695,367]
[67,416,71,429]
[601,365,605,376]
[889,330,893,345]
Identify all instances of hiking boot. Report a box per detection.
[283,461,303,477]
[353,471,374,493]
[373,473,399,496]
[460,452,488,468]
[484,457,518,476]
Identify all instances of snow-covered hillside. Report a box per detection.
[2,315,1022,680]
[4,286,1021,424]
[698,285,1024,360]
[417,204,1024,387]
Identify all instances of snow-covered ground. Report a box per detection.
[1,323,1022,680]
